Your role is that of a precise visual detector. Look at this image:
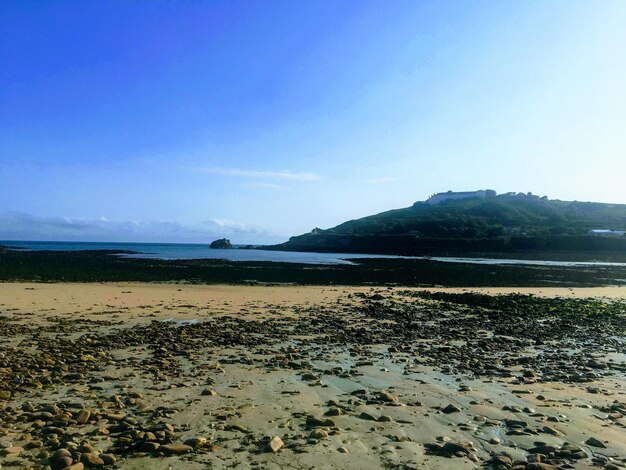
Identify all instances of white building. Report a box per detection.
[588,229,625,237]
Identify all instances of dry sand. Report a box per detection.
[0,282,624,470]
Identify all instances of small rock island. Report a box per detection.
[209,238,233,249]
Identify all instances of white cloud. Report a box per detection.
[197,167,320,181]
[0,211,286,244]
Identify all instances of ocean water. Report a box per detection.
[2,240,625,267]
[0,240,401,265]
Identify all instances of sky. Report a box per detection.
[1,1,625,243]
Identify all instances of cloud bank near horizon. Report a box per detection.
[0,212,287,245]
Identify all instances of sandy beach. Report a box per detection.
[1,282,625,469]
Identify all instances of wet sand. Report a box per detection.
[0,282,625,469]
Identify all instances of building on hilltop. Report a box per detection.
[588,229,625,237]
[426,189,496,205]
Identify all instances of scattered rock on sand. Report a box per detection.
[585,437,607,448]
[161,443,193,455]
[266,436,284,452]
[442,404,461,414]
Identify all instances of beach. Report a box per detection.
[1,282,625,469]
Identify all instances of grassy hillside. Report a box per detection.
[269,193,626,259]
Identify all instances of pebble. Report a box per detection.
[442,404,461,414]
[81,453,105,466]
[585,437,607,448]
[161,443,193,455]
[266,436,284,452]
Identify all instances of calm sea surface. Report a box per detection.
[2,240,625,267]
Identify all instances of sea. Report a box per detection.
[2,240,626,267]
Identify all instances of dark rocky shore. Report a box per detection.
[0,247,625,287]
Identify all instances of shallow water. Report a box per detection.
[2,240,626,268]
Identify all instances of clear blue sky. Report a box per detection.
[1,1,625,243]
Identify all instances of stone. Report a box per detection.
[309,429,328,439]
[266,436,284,452]
[325,407,344,416]
[139,441,160,452]
[81,453,105,467]
[53,456,74,469]
[306,416,335,427]
[585,437,607,448]
[100,454,116,465]
[527,463,559,470]
[161,443,193,455]
[337,446,349,453]
[442,404,461,414]
[0,446,24,456]
[442,442,471,455]
[184,437,207,449]
[542,426,560,435]
[359,411,379,421]
[52,449,73,460]
[376,391,398,403]
[76,410,90,424]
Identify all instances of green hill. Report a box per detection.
[267,192,626,260]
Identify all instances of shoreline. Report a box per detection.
[2,248,626,287]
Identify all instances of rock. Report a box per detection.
[585,437,607,448]
[325,407,344,416]
[209,238,233,249]
[527,463,559,470]
[266,436,284,452]
[53,456,73,469]
[81,453,105,467]
[52,449,73,460]
[442,442,471,456]
[201,389,217,396]
[184,437,207,449]
[76,410,90,424]
[161,443,193,455]
[542,425,560,435]
[376,391,398,403]
[359,411,379,421]
[78,444,97,454]
[489,437,501,445]
[306,416,335,427]
[0,446,24,456]
[309,429,328,439]
[139,441,160,452]
[0,390,11,400]
[100,454,116,465]
[337,446,349,453]
[491,453,512,466]
[442,404,461,414]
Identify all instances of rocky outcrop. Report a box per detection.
[209,238,233,249]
